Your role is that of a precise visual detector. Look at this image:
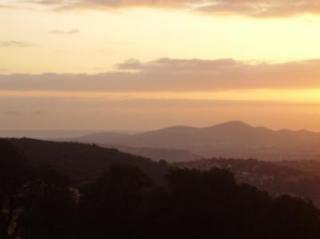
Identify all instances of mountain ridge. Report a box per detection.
[73,121,320,161]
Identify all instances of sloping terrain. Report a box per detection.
[75,121,320,161]
[5,138,168,185]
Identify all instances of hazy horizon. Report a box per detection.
[3,1,320,131]
[2,120,320,139]
[3,2,320,237]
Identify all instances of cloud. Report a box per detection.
[49,28,80,34]
[0,41,35,48]
[0,4,12,9]
[1,58,320,91]
[26,0,70,6]
[32,0,195,9]
[25,0,320,17]
[197,0,320,18]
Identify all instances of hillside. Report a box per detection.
[75,121,320,161]
[5,138,320,206]
[5,138,168,185]
[177,158,320,206]
[105,145,202,162]
[3,139,320,239]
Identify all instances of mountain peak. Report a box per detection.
[209,121,252,129]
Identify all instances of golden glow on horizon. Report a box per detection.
[1,89,320,104]
[2,3,320,130]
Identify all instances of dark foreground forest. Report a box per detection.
[1,139,320,239]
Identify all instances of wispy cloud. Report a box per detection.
[0,40,35,48]
[25,0,320,18]
[0,4,13,9]
[49,28,80,35]
[197,0,320,18]
[31,0,193,9]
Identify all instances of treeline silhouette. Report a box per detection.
[177,158,320,207]
[7,138,168,185]
[1,140,320,239]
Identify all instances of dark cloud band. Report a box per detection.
[1,58,320,91]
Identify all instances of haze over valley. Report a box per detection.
[72,121,320,162]
[3,0,320,238]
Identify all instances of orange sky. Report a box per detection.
[2,0,320,130]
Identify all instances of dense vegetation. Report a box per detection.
[177,158,320,206]
[7,138,168,185]
[2,140,320,239]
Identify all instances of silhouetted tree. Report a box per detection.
[0,140,76,239]
[2,139,320,239]
[0,140,32,239]
[18,167,76,239]
[79,166,153,239]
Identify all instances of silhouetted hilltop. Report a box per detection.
[75,121,320,161]
[5,138,168,185]
[112,145,202,162]
[2,139,320,239]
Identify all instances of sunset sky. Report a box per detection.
[2,0,320,131]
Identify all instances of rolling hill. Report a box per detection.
[75,121,320,161]
[4,138,168,185]
[3,137,320,207]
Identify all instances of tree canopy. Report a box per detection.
[1,140,320,239]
